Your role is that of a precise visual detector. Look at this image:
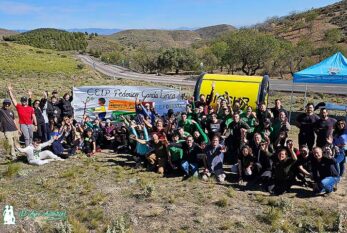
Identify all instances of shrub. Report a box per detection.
[3,163,21,177]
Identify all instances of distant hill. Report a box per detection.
[109,29,201,49]
[3,28,88,51]
[87,36,123,54]
[108,24,235,49]
[66,28,122,35]
[195,24,236,40]
[254,0,347,48]
[0,28,18,40]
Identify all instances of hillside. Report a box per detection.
[195,24,236,40]
[87,36,123,54]
[109,29,201,50]
[3,28,88,51]
[0,28,18,40]
[255,0,347,48]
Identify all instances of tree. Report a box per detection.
[131,47,158,73]
[210,41,228,71]
[324,28,343,44]
[200,48,218,73]
[223,29,281,75]
[157,48,198,74]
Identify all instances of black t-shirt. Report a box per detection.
[296,154,313,173]
[315,117,337,146]
[312,157,339,181]
[296,113,320,134]
[83,136,95,152]
[206,120,222,138]
[0,108,17,132]
[271,107,288,119]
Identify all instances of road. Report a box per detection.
[78,55,347,95]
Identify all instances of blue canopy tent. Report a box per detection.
[289,52,347,120]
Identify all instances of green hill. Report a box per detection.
[195,24,236,40]
[3,28,88,51]
[109,29,202,50]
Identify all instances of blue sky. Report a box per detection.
[0,0,340,30]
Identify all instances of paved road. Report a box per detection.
[78,55,347,94]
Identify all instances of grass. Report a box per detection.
[2,163,21,177]
[215,196,228,208]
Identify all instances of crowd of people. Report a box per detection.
[1,83,346,196]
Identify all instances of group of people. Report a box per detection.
[1,83,346,196]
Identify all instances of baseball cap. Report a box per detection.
[20,96,28,102]
[3,99,11,105]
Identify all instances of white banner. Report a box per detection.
[72,86,187,121]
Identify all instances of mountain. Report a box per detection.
[195,24,236,40]
[108,24,235,49]
[0,28,18,40]
[66,28,123,35]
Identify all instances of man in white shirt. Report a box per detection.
[16,137,64,165]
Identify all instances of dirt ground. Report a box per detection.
[0,147,346,233]
[0,92,346,232]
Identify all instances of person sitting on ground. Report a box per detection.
[266,144,297,195]
[231,145,255,184]
[15,137,64,166]
[146,133,168,176]
[82,128,96,156]
[203,136,226,183]
[294,144,313,187]
[312,147,340,194]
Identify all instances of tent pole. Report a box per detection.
[303,83,308,109]
[289,82,295,123]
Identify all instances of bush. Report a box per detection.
[3,163,21,177]
[77,63,85,69]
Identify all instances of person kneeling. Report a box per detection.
[16,137,64,166]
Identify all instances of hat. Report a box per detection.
[20,96,28,102]
[3,99,11,105]
[106,119,111,123]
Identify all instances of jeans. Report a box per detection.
[335,151,346,177]
[320,177,340,193]
[181,161,198,176]
[20,124,33,146]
